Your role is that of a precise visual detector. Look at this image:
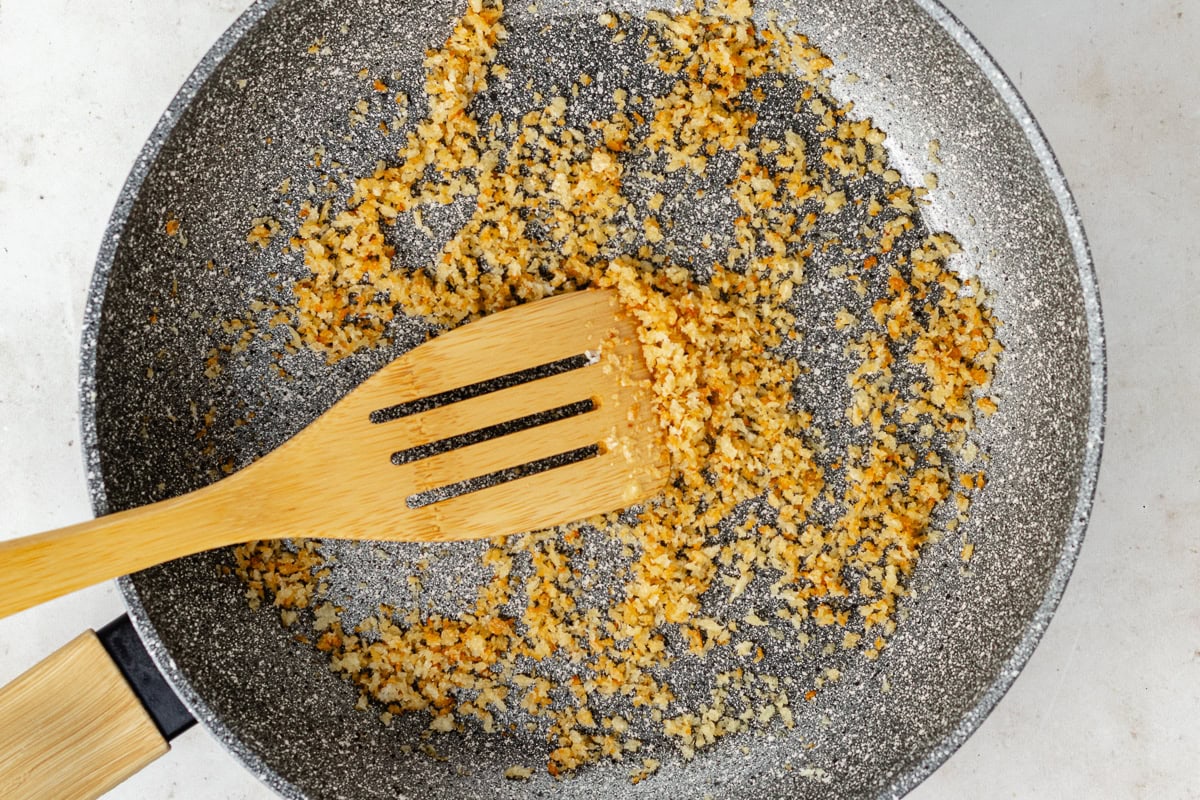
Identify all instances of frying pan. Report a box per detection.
[3,0,1103,797]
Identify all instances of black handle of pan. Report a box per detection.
[97,615,196,741]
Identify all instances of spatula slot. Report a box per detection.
[405,444,600,509]
[390,399,596,465]
[369,353,593,424]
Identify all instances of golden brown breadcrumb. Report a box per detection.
[228,0,1002,779]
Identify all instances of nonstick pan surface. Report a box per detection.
[80,0,1104,797]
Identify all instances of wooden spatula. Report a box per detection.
[0,289,668,620]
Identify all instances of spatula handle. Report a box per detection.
[0,481,248,620]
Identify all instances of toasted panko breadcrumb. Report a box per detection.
[232,0,1001,781]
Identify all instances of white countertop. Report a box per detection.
[1,1,1196,798]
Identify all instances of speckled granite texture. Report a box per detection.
[72,1,1103,797]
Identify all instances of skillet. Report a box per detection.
[8,0,1106,797]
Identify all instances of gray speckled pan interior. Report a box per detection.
[79,0,1104,798]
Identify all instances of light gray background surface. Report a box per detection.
[0,1,1196,798]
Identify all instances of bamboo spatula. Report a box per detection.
[0,289,668,620]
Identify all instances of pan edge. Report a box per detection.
[877,1,1106,797]
[78,1,308,798]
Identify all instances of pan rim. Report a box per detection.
[77,1,1106,797]
[80,5,306,797]
[874,6,1106,798]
